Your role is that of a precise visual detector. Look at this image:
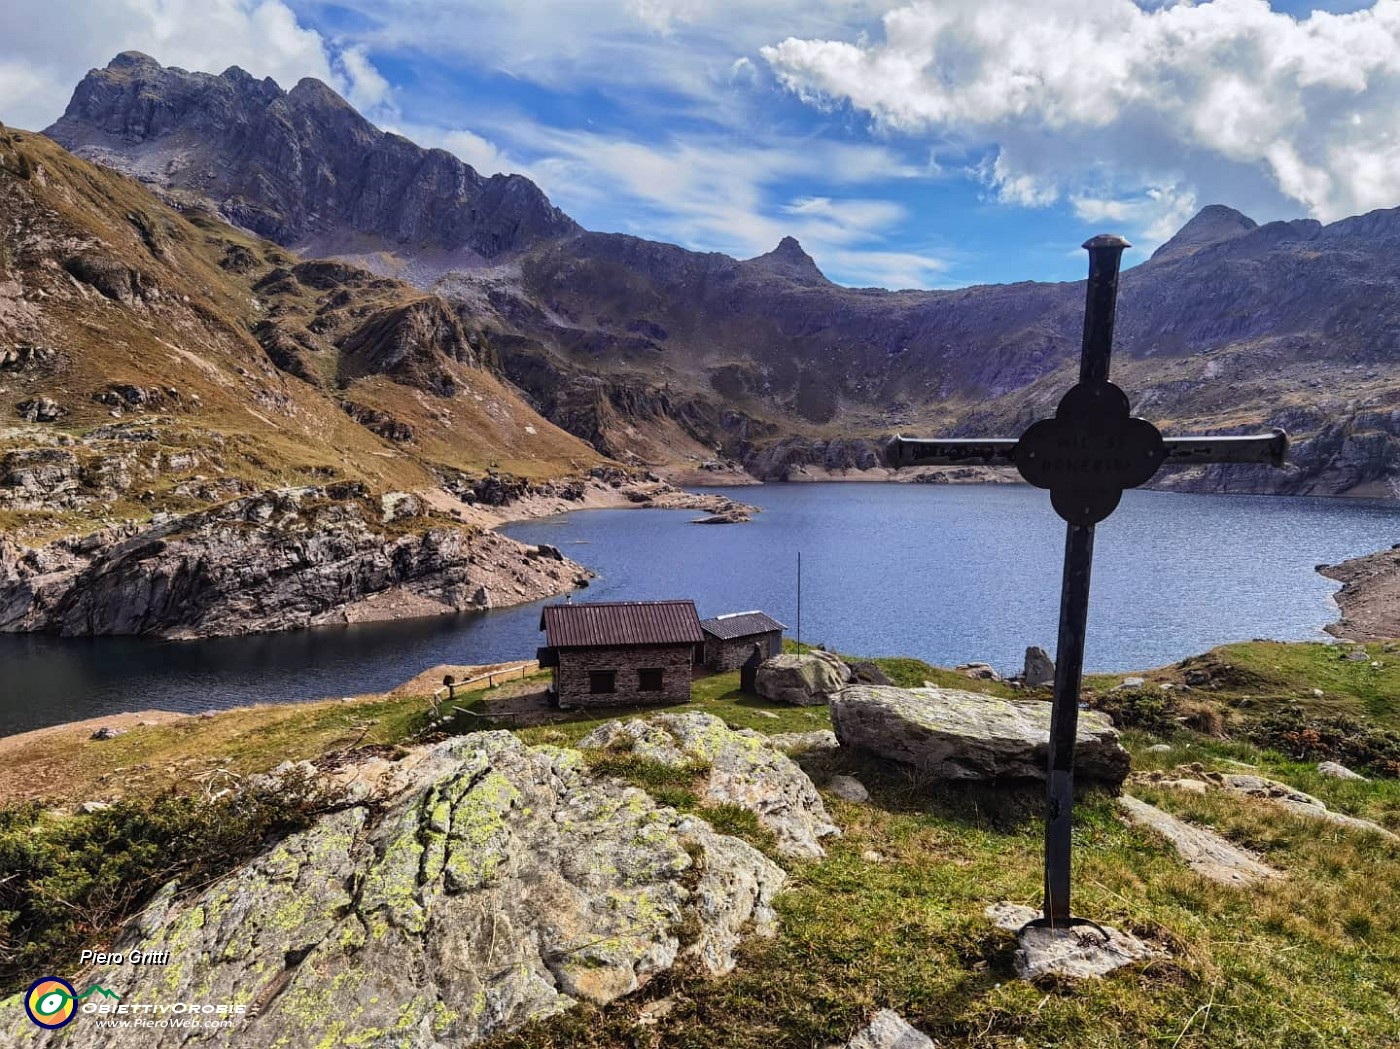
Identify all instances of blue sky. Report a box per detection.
[2,0,1398,289]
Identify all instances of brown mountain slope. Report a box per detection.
[0,123,602,538]
[0,125,617,637]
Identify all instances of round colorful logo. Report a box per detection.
[24,977,77,1029]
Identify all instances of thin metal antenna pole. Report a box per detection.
[796,551,802,649]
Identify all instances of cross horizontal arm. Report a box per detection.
[884,437,1018,468]
[1162,430,1289,468]
[884,429,1289,470]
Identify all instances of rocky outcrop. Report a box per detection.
[1118,796,1282,886]
[755,652,852,706]
[12,732,786,1048]
[1217,772,1397,840]
[1137,765,1397,839]
[578,712,840,858]
[830,686,1130,784]
[1318,544,1400,642]
[1023,646,1055,687]
[0,485,591,638]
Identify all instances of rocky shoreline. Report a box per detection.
[1319,543,1400,642]
[0,468,756,640]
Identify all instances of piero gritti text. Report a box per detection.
[79,949,172,966]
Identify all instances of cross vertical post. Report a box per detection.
[881,232,1290,935]
[1042,234,1128,927]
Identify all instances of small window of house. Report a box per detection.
[589,670,617,694]
[639,668,664,692]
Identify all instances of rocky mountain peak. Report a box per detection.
[46,53,581,266]
[287,75,353,109]
[1150,205,1259,263]
[108,50,163,72]
[745,236,828,284]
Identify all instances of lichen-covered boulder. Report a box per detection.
[579,712,840,858]
[830,685,1130,784]
[14,732,785,1048]
[755,651,852,706]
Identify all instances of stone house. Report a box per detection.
[537,600,704,708]
[699,610,786,672]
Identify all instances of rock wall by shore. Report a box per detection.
[0,484,593,639]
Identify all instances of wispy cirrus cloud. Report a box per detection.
[431,117,949,286]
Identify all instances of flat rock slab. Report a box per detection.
[1137,766,1398,841]
[1317,761,1366,781]
[831,686,1130,784]
[10,733,786,1048]
[987,903,1158,980]
[1119,795,1282,886]
[769,730,840,756]
[579,712,840,858]
[842,1009,937,1048]
[1220,773,1398,841]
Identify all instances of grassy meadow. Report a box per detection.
[2,640,1399,1046]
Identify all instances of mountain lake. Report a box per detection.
[1,482,1396,736]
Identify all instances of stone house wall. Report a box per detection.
[555,642,695,708]
[704,630,782,672]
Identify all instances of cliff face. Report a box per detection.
[0,485,592,639]
[45,52,579,260]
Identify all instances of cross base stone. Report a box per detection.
[986,903,1158,980]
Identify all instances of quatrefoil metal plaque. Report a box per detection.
[1013,380,1166,525]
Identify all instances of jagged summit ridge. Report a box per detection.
[45,53,580,260]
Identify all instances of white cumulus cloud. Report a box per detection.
[762,0,1400,232]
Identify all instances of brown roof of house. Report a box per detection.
[540,600,704,648]
[699,610,786,641]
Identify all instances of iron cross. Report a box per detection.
[884,235,1289,931]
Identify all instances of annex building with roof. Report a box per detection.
[699,610,786,672]
[537,600,705,708]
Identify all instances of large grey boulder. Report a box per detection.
[579,712,840,858]
[830,685,1130,784]
[756,651,852,706]
[12,733,785,1048]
